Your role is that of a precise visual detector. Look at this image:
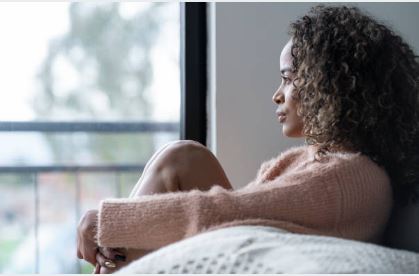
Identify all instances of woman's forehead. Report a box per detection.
[280,40,293,72]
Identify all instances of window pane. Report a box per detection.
[0,2,180,273]
[0,2,180,122]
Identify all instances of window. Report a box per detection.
[0,2,195,273]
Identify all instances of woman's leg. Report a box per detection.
[128,141,174,197]
[131,140,233,196]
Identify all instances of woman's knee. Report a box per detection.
[144,140,208,183]
[160,140,232,191]
[163,140,206,151]
[141,139,231,193]
[155,140,208,167]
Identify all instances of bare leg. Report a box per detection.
[100,140,233,273]
[128,141,175,197]
[131,140,233,196]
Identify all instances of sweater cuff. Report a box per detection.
[97,199,143,248]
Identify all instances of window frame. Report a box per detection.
[180,2,208,145]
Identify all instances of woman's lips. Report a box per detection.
[278,115,286,123]
[276,111,286,123]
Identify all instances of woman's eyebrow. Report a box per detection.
[280,67,292,74]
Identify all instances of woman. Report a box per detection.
[77,5,419,273]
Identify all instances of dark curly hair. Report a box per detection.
[289,5,419,205]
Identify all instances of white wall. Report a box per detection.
[210,3,419,188]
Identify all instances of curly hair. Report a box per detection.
[289,5,419,205]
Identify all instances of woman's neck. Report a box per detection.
[309,142,358,154]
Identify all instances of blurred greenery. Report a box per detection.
[33,2,170,164]
[0,239,21,269]
[81,262,94,274]
[35,3,164,120]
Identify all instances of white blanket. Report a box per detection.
[117,226,419,273]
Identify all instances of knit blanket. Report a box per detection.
[116,226,419,274]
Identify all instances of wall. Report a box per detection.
[210,3,419,188]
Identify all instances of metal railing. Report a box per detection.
[0,121,179,133]
[0,121,179,273]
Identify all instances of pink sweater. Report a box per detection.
[97,145,393,250]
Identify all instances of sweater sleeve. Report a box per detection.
[97,163,340,250]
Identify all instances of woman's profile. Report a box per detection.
[77,4,419,273]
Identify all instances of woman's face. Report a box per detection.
[272,40,304,138]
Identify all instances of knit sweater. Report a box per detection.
[97,145,393,250]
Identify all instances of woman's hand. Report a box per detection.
[94,247,151,274]
[77,209,99,265]
[94,247,126,274]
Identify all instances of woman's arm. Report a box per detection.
[97,167,340,250]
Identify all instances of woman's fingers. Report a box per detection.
[98,247,126,262]
[92,263,100,274]
[94,248,127,274]
[77,209,99,265]
[77,234,98,265]
[96,251,117,270]
[77,248,83,259]
[78,234,97,265]
[96,252,118,273]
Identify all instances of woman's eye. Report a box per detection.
[281,76,291,85]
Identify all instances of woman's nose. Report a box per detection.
[272,89,285,104]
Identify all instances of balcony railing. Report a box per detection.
[0,121,179,273]
[0,121,179,132]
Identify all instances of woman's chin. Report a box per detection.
[282,126,293,137]
[282,126,303,138]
